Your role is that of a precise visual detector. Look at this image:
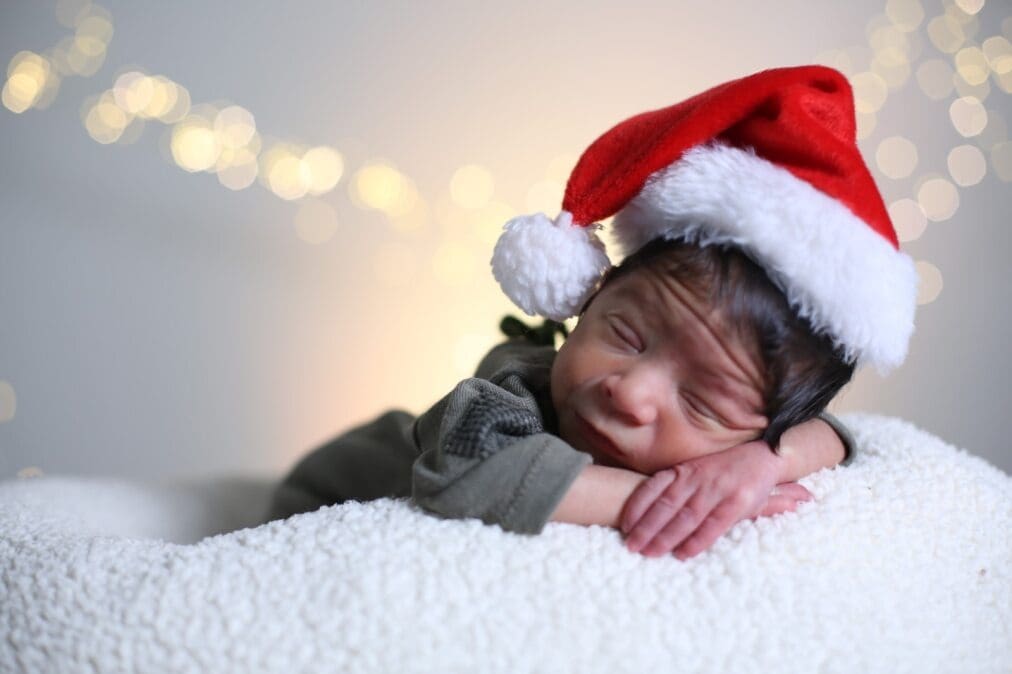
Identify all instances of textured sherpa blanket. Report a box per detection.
[1,413,1010,674]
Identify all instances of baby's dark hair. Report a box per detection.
[580,236,855,451]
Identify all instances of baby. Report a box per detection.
[265,65,917,560]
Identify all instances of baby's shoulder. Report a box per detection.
[473,339,557,382]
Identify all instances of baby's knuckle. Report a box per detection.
[673,463,696,480]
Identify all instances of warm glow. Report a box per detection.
[473,200,515,247]
[294,199,339,244]
[432,241,476,285]
[888,198,928,242]
[372,242,418,286]
[546,154,577,184]
[452,333,498,380]
[171,117,221,172]
[524,180,564,215]
[450,164,495,209]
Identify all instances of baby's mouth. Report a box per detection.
[573,411,628,463]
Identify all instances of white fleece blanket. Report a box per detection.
[1,413,1010,674]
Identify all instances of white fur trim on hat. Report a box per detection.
[612,142,918,375]
[491,211,611,322]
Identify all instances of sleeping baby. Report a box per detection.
[265,65,918,560]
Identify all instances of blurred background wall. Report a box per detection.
[1,0,1010,481]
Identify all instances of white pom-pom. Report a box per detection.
[490,210,612,321]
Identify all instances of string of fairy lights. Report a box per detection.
[2,0,1011,466]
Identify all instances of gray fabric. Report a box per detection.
[264,338,856,533]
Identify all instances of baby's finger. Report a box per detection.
[672,500,741,560]
[770,483,813,502]
[754,494,802,519]
[620,469,676,534]
[635,487,719,556]
[625,482,698,554]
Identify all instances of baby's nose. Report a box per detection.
[602,371,659,426]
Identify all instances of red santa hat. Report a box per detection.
[490,65,918,374]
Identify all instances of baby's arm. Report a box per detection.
[548,415,851,531]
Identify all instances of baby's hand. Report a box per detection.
[619,440,813,560]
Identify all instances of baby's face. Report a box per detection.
[550,264,769,474]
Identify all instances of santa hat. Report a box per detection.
[490,65,918,374]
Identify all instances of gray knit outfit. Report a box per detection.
[265,337,855,534]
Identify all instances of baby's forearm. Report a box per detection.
[549,464,648,529]
[772,417,846,484]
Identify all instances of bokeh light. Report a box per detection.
[171,115,221,172]
[216,147,259,190]
[0,380,16,423]
[974,108,1007,151]
[951,0,984,16]
[947,144,987,186]
[2,51,52,113]
[916,176,960,221]
[214,105,256,149]
[81,90,130,144]
[955,46,990,87]
[850,71,889,113]
[876,136,919,178]
[927,15,965,54]
[915,59,955,100]
[351,161,409,212]
[915,260,944,305]
[387,195,429,233]
[949,96,988,137]
[301,146,344,195]
[856,111,877,140]
[450,164,495,209]
[293,198,339,244]
[885,0,925,32]
[888,198,928,242]
[990,141,1012,181]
